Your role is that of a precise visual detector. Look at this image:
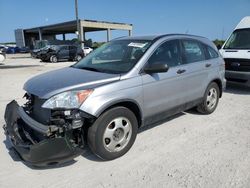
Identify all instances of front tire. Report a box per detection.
[197,82,220,114]
[87,107,138,160]
[75,54,82,61]
[50,55,58,63]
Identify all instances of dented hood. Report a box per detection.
[24,67,120,99]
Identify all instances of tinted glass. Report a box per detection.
[207,46,219,59]
[224,29,250,49]
[182,40,205,63]
[60,46,68,50]
[69,46,77,50]
[73,40,152,74]
[147,40,181,67]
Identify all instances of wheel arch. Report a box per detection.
[96,99,143,128]
[210,78,223,98]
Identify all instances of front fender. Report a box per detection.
[80,76,143,118]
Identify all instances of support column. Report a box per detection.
[107,28,111,42]
[79,21,85,48]
[62,33,66,40]
[38,28,42,40]
[128,30,132,36]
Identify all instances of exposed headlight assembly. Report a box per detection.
[42,89,93,109]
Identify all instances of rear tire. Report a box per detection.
[197,82,220,114]
[87,107,138,160]
[75,54,82,61]
[50,55,58,63]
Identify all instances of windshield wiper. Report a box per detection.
[77,66,101,72]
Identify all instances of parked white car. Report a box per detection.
[0,46,6,62]
[83,46,93,56]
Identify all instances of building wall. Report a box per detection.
[15,29,25,47]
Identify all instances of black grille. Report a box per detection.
[28,95,51,125]
[224,58,250,72]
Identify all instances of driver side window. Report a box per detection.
[147,40,182,67]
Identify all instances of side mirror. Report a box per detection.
[144,63,169,74]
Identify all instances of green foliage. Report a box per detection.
[71,38,79,43]
[0,42,16,45]
[70,37,105,49]
[85,39,93,47]
[213,39,225,48]
[92,42,106,49]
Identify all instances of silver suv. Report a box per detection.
[4,34,226,166]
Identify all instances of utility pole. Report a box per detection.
[75,0,80,41]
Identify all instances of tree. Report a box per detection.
[213,39,225,49]
[85,39,93,47]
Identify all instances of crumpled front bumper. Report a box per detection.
[4,100,83,166]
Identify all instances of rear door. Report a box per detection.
[179,39,209,103]
[58,46,69,59]
[69,46,77,59]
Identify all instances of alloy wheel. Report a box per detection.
[206,88,217,110]
[103,117,132,152]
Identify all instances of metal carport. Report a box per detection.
[15,19,133,48]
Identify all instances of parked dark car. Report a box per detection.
[31,40,80,58]
[39,45,84,63]
[6,47,20,54]
[19,47,30,53]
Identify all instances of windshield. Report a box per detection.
[72,40,152,74]
[34,40,48,49]
[224,29,250,49]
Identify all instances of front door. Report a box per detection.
[58,46,69,59]
[142,39,187,124]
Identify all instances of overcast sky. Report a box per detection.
[0,0,250,43]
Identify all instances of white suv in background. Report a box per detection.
[83,46,93,56]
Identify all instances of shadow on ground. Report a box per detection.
[8,56,31,59]
[139,112,185,133]
[0,65,41,69]
[225,82,250,95]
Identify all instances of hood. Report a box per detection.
[220,49,250,59]
[24,67,120,99]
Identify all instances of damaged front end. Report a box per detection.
[4,94,94,166]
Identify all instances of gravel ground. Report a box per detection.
[0,55,250,188]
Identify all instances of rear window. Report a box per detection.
[60,46,69,50]
[207,46,219,59]
[182,40,205,63]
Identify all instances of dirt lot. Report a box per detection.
[0,54,250,188]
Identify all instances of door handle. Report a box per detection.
[205,63,212,68]
[176,69,186,74]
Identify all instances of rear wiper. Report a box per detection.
[78,66,101,72]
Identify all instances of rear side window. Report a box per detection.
[207,46,219,59]
[69,46,77,50]
[182,40,205,63]
[60,46,69,50]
